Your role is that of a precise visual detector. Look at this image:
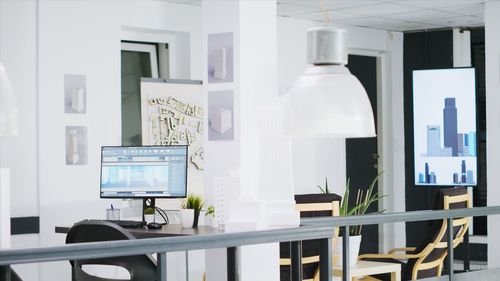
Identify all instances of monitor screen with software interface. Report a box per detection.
[100,146,188,198]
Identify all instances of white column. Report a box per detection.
[485,1,500,269]
[452,28,474,235]
[203,0,298,229]
[258,101,299,226]
[0,168,11,249]
[203,1,298,280]
[380,31,405,253]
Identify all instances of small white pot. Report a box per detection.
[180,209,195,228]
[206,215,218,228]
[144,214,155,224]
[333,235,362,266]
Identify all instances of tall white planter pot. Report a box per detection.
[180,209,194,228]
[333,235,362,266]
[207,215,218,228]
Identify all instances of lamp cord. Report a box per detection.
[320,0,331,26]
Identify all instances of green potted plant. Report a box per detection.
[180,194,204,228]
[317,177,330,194]
[333,172,385,266]
[205,205,217,227]
[144,207,155,224]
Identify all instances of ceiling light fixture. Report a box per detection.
[283,1,376,138]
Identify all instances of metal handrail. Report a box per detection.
[0,225,334,266]
[1,206,499,281]
[302,205,500,226]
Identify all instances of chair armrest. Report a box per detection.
[280,258,291,266]
[358,252,423,260]
[388,247,416,254]
[280,256,319,266]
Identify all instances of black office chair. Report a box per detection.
[0,266,23,281]
[66,220,157,281]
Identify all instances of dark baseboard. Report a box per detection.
[11,216,39,235]
[455,242,487,262]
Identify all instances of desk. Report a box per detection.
[332,260,401,281]
[55,224,222,238]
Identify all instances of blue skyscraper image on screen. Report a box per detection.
[417,97,476,185]
[443,98,458,156]
[422,98,476,158]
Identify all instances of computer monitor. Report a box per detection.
[100,145,188,216]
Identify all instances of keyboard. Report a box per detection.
[107,220,145,229]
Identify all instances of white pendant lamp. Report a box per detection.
[283,27,376,138]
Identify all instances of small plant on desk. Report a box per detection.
[205,205,218,227]
[144,207,155,215]
[182,194,205,212]
[181,194,205,228]
[205,205,215,217]
[144,207,155,224]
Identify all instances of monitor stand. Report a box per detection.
[142,198,156,223]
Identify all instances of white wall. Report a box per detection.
[0,1,41,279]
[277,17,405,251]
[0,1,407,278]
[0,1,202,280]
[485,1,500,268]
[0,0,39,217]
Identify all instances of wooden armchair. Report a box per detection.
[280,193,341,281]
[358,187,471,280]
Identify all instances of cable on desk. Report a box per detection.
[155,207,169,225]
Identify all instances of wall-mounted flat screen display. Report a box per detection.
[413,68,477,186]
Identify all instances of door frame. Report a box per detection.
[121,42,159,78]
[349,46,405,253]
[121,27,189,79]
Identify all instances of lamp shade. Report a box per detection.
[0,62,19,137]
[283,27,376,138]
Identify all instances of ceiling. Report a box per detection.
[165,0,496,32]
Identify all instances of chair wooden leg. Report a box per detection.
[390,271,400,281]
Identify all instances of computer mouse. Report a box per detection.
[147,222,162,229]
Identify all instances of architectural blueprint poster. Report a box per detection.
[140,79,204,193]
[141,79,203,170]
[413,68,477,186]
